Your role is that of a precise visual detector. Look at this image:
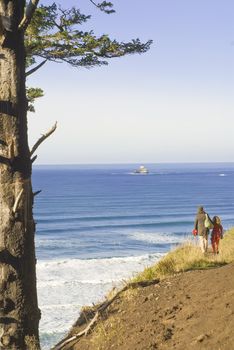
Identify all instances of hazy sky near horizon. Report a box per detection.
[28,0,234,164]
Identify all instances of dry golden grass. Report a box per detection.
[91,229,234,307]
[132,228,234,283]
[89,314,124,350]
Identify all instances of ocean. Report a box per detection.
[32,163,234,349]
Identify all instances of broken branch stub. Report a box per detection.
[30,122,57,157]
[12,189,24,214]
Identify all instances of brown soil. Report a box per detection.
[59,263,234,350]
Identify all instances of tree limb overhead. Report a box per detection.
[89,1,115,14]
[30,122,57,156]
[26,59,47,76]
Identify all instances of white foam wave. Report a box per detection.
[219,173,227,177]
[37,254,163,349]
[130,231,186,244]
[36,238,82,249]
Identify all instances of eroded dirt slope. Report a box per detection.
[60,263,234,350]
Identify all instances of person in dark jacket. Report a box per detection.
[194,206,211,253]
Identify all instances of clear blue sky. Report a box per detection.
[28,0,234,164]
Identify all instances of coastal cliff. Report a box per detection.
[55,229,234,350]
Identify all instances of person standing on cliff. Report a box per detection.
[211,216,223,254]
[194,206,211,253]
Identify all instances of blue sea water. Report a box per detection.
[32,163,234,349]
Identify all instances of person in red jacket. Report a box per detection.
[211,216,223,254]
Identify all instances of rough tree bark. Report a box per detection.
[0,1,40,349]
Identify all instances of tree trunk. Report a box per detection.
[0,1,40,349]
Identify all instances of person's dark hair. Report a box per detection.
[197,206,204,214]
[213,216,221,225]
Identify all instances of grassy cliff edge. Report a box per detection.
[133,228,234,283]
[55,228,234,350]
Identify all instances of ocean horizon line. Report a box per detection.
[33,161,234,167]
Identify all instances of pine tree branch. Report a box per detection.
[26,59,47,76]
[89,1,115,14]
[89,0,101,9]
[30,122,57,156]
[18,0,40,31]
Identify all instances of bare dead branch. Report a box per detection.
[13,189,24,214]
[18,0,40,31]
[30,122,57,156]
[33,190,42,197]
[54,312,99,350]
[26,59,47,77]
[53,278,160,349]
[31,155,37,163]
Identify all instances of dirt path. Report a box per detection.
[61,263,234,350]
